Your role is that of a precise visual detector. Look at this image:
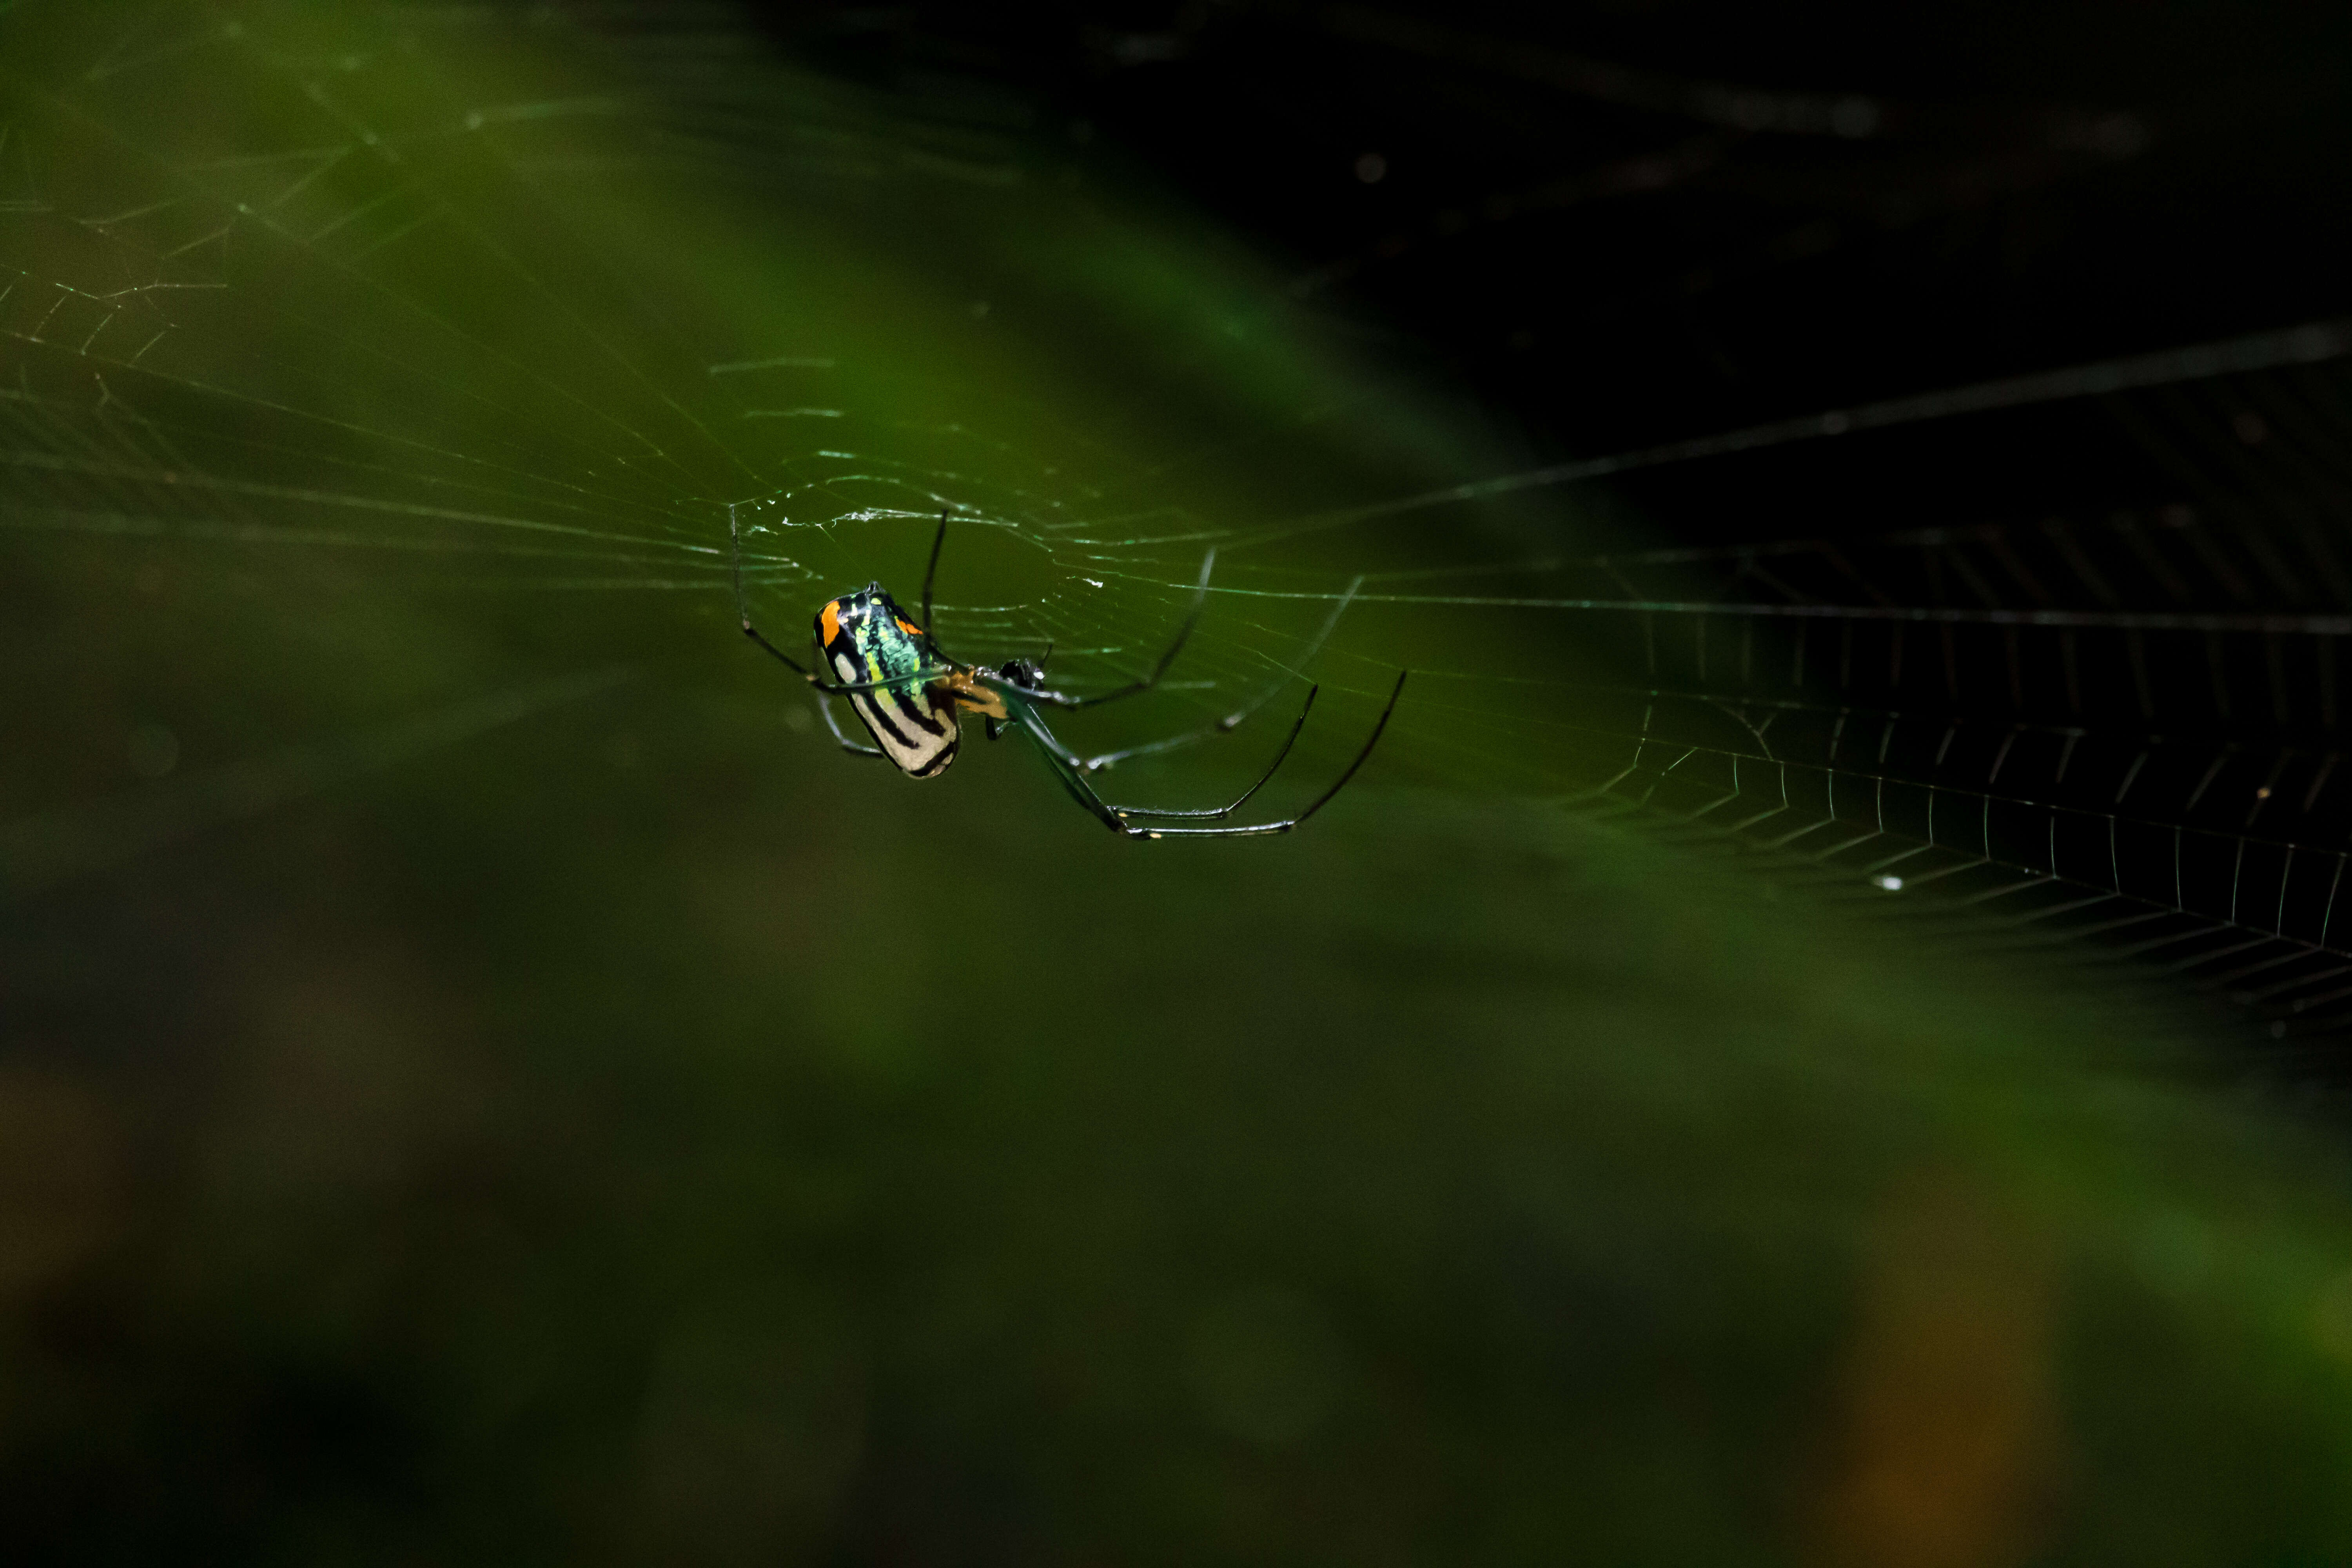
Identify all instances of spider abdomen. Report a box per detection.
[816,585,961,778]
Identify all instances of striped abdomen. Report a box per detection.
[817,586,961,778]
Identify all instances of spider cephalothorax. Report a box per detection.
[993,657,1047,691]
[731,506,1405,838]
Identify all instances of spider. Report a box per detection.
[728,506,1406,838]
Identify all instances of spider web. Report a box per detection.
[1316,334,2352,1043]
[2,0,2347,1047]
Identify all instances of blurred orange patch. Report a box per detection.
[1813,1179,2058,1568]
[0,1067,125,1302]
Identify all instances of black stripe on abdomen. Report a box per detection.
[889,682,949,737]
[849,691,920,751]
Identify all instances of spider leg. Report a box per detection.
[920,508,947,633]
[731,501,824,682]
[1108,686,1316,820]
[1020,548,1216,710]
[823,665,959,695]
[817,693,886,759]
[1079,573,1362,773]
[1123,670,1407,839]
[915,508,969,670]
[1003,699,1145,835]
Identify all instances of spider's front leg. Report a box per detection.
[996,552,1215,713]
[996,698,1149,836]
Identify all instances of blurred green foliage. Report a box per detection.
[3,4,2352,1562]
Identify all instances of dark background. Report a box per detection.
[764,0,2352,536]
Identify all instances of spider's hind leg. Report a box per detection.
[817,694,886,759]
